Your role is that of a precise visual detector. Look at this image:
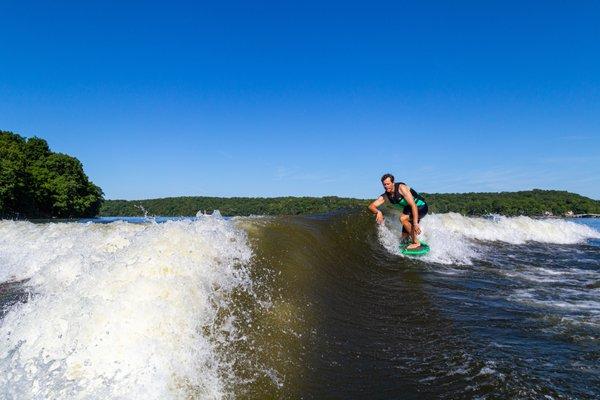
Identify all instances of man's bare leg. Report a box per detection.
[401,231,410,241]
[401,230,410,244]
[400,214,420,248]
[401,222,410,242]
[407,222,420,249]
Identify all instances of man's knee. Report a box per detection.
[400,214,410,223]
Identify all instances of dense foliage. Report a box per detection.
[101,196,368,217]
[423,190,600,216]
[100,190,600,217]
[0,130,103,218]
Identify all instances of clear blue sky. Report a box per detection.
[1,1,599,200]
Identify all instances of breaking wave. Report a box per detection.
[0,216,252,399]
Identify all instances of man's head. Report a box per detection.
[381,173,395,193]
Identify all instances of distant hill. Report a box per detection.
[100,190,600,217]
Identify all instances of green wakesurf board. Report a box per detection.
[400,241,430,256]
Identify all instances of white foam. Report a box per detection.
[378,214,477,265]
[377,212,600,265]
[0,217,252,399]
[503,266,598,285]
[425,213,600,245]
[511,288,600,313]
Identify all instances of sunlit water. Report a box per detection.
[1,212,599,398]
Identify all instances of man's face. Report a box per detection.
[382,178,394,193]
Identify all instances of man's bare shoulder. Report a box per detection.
[398,183,411,193]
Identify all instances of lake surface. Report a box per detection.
[1,213,599,398]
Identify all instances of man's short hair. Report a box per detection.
[381,173,394,183]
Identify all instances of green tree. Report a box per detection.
[0,132,29,216]
[0,130,104,218]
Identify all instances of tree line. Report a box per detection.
[422,190,600,216]
[0,130,103,218]
[101,196,368,217]
[100,190,600,217]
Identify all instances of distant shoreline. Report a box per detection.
[3,189,599,221]
[98,190,600,218]
[536,214,600,219]
[15,214,600,224]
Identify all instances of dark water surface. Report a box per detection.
[234,214,600,399]
[0,214,598,399]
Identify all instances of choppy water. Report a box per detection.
[1,211,599,399]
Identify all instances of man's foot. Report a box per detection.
[406,242,421,250]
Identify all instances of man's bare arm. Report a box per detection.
[369,196,386,223]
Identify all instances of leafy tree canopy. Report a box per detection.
[0,130,103,218]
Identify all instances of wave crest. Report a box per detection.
[0,217,252,399]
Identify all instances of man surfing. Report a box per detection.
[369,173,428,250]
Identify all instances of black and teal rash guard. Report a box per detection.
[382,182,427,209]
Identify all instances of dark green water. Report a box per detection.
[232,213,600,399]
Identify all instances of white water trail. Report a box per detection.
[0,216,252,399]
[378,212,600,265]
[426,213,600,244]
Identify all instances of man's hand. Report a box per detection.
[369,197,386,224]
[413,223,421,235]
